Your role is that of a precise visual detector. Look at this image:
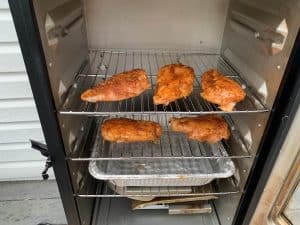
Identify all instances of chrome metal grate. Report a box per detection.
[76,178,239,197]
[67,114,251,161]
[60,50,268,115]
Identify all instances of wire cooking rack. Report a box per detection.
[75,177,239,197]
[59,50,268,115]
[67,114,251,161]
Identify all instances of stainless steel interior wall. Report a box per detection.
[221,0,299,108]
[84,0,229,53]
[217,1,300,224]
[33,0,88,107]
[32,1,93,224]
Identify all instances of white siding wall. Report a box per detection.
[0,0,53,180]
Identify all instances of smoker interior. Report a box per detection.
[92,198,221,225]
[31,0,297,225]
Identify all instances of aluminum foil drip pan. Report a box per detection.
[89,155,235,187]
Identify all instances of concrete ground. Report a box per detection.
[0,180,67,225]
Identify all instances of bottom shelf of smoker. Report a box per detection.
[92,197,220,225]
[76,177,239,198]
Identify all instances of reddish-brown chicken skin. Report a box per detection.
[81,69,150,102]
[170,116,230,143]
[101,118,162,143]
[200,69,246,111]
[153,64,195,105]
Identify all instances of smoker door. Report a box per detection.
[7,1,83,225]
[251,107,300,225]
[235,30,300,225]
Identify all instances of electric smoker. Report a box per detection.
[8,0,300,225]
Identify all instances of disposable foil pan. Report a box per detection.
[107,181,193,201]
[88,157,235,187]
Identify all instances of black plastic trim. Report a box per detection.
[8,1,81,225]
[233,30,300,225]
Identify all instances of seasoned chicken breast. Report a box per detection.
[81,69,150,102]
[101,118,162,143]
[200,69,246,111]
[170,116,230,143]
[153,64,195,105]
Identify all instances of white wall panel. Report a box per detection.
[0,161,54,181]
[0,122,43,143]
[0,0,9,9]
[0,0,46,180]
[0,99,39,122]
[0,142,44,162]
[0,44,25,72]
[0,8,18,42]
[0,73,33,99]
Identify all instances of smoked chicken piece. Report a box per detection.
[101,118,162,143]
[200,69,246,111]
[153,64,195,105]
[170,116,230,143]
[81,69,150,102]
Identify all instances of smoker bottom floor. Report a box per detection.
[92,198,220,225]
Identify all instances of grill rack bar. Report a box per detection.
[75,178,239,198]
[67,114,252,161]
[60,50,269,115]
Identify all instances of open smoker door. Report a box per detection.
[234,31,300,225]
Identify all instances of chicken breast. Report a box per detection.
[170,116,230,143]
[81,69,150,102]
[200,69,246,111]
[153,64,195,105]
[101,118,162,143]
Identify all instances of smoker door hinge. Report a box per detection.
[30,139,53,180]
